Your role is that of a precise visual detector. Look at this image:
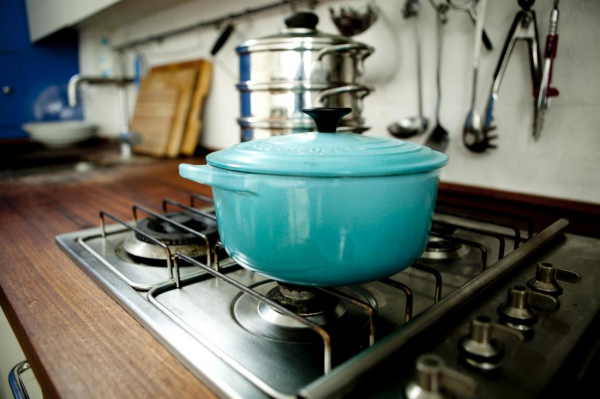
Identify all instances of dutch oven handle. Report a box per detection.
[316,43,374,62]
[9,361,31,399]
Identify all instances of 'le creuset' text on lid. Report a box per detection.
[206,108,448,177]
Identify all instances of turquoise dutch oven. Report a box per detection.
[180,108,448,286]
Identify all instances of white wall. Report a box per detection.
[78,0,600,204]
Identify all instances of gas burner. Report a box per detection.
[122,211,218,261]
[59,194,600,398]
[421,236,469,260]
[265,283,340,317]
[233,281,372,343]
[431,221,457,236]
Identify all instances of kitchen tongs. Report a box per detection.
[534,0,560,141]
[466,0,541,153]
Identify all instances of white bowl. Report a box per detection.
[23,121,97,148]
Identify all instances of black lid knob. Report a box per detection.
[285,12,319,30]
[303,108,352,133]
[518,0,535,11]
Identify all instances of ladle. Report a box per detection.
[463,0,487,151]
[388,0,428,138]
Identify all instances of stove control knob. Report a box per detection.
[405,354,476,399]
[458,315,523,371]
[498,285,537,324]
[497,285,557,337]
[527,262,581,296]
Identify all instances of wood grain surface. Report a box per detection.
[132,68,198,158]
[131,87,180,157]
[0,158,216,399]
[152,60,213,156]
[156,69,198,158]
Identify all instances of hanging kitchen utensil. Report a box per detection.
[211,24,235,56]
[446,0,493,51]
[462,0,487,150]
[533,0,560,141]
[424,2,450,153]
[180,107,448,287]
[330,3,379,37]
[388,0,428,138]
[467,0,541,153]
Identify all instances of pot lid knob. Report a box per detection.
[303,107,352,133]
[285,11,319,30]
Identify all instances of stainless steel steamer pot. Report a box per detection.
[236,12,374,140]
[237,82,371,123]
[236,12,374,85]
[238,118,369,141]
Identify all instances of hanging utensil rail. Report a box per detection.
[113,0,316,52]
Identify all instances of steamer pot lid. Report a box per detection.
[207,108,448,177]
[236,12,359,53]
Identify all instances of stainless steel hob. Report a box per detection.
[56,193,600,399]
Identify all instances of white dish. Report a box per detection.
[22,121,97,148]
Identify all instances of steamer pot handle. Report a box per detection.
[316,85,373,106]
[179,164,256,194]
[316,43,374,61]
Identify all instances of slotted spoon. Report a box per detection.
[424,4,449,153]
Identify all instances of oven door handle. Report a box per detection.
[9,361,32,399]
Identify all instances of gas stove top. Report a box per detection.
[56,193,600,398]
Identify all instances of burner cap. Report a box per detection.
[232,280,372,344]
[135,212,211,246]
[431,222,457,236]
[421,236,469,260]
[426,236,462,253]
[265,282,340,317]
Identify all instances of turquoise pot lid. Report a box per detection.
[209,108,448,177]
[207,132,449,177]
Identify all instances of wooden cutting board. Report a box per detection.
[144,68,198,158]
[130,87,180,157]
[151,60,213,156]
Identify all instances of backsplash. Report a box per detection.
[78,0,600,204]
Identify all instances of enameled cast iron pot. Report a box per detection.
[180,108,448,287]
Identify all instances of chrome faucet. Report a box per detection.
[68,74,137,159]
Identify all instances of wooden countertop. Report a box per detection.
[0,158,217,399]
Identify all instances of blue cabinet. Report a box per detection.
[0,53,24,129]
[0,0,79,139]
